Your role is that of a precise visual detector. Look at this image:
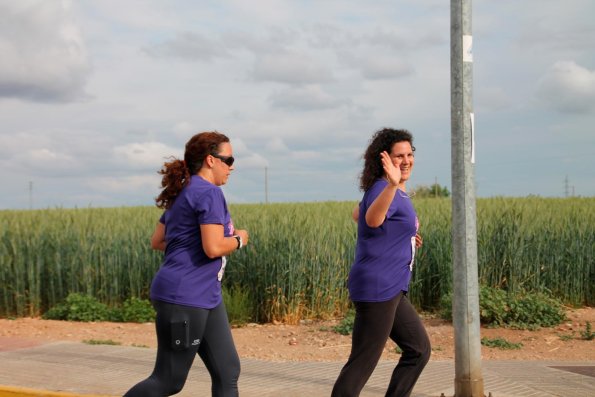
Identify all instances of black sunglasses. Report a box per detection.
[211,153,235,167]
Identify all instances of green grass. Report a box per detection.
[1,197,593,322]
[558,333,574,341]
[481,337,523,350]
[83,339,121,346]
[580,322,595,340]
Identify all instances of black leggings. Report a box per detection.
[332,293,431,397]
[123,300,240,397]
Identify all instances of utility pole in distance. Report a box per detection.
[29,181,33,210]
[450,1,485,396]
[265,166,269,204]
[564,175,569,197]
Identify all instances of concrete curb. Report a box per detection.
[0,386,115,397]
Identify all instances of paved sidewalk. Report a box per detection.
[0,341,593,397]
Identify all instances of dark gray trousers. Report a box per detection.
[123,300,240,397]
[332,292,431,397]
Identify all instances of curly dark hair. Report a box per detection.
[155,131,230,209]
[359,128,415,192]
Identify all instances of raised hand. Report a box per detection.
[380,151,401,187]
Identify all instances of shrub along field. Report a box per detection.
[0,197,593,322]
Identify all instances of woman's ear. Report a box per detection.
[204,154,214,168]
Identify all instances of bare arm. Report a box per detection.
[365,151,402,228]
[200,224,250,258]
[352,205,359,222]
[365,186,398,227]
[150,222,166,251]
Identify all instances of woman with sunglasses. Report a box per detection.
[124,131,248,397]
[332,128,430,397]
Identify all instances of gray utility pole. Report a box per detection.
[29,181,33,210]
[450,1,485,396]
[564,175,569,197]
[265,166,269,204]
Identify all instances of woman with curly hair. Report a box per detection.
[124,131,248,397]
[332,128,430,397]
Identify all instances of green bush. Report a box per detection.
[333,309,355,335]
[440,286,566,329]
[505,291,566,329]
[120,297,155,323]
[43,291,255,326]
[43,293,154,323]
[478,286,509,326]
[43,293,110,322]
[42,303,69,321]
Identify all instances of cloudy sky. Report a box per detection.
[1,0,594,210]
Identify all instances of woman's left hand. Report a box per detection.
[415,233,423,248]
[380,151,401,186]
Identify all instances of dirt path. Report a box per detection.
[1,307,593,362]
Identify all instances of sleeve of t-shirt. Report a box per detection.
[364,179,398,219]
[159,212,165,224]
[194,187,226,225]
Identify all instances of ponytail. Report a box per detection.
[155,157,190,209]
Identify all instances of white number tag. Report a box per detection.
[218,256,227,281]
[409,236,416,272]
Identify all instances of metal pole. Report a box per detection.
[450,0,484,396]
[565,175,569,197]
[265,166,269,204]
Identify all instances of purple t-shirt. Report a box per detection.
[150,175,234,309]
[348,179,419,302]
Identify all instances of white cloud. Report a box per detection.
[8,146,80,177]
[0,0,90,102]
[477,86,513,112]
[90,174,160,195]
[87,172,161,206]
[238,153,269,169]
[264,137,289,152]
[144,32,229,62]
[221,28,296,55]
[290,150,320,161]
[363,27,445,51]
[173,121,197,140]
[269,85,346,111]
[306,23,356,49]
[1,1,594,209]
[364,28,409,50]
[113,142,181,169]
[360,57,413,80]
[536,61,595,113]
[515,1,595,54]
[225,0,296,25]
[253,52,333,84]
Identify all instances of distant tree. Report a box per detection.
[413,183,450,198]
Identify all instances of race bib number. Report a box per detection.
[409,236,416,272]
[218,256,227,281]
